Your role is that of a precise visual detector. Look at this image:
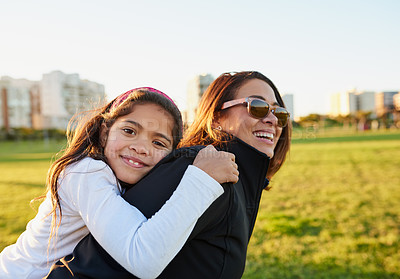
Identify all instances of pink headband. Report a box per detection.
[110,87,177,111]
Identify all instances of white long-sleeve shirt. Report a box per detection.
[0,157,223,279]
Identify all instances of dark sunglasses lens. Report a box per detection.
[274,107,290,127]
[249,99,269,118]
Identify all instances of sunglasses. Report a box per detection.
[221,97,290,127]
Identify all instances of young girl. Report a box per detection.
[0,87,239,279]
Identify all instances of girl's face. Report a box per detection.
[102,103,174,184]
[217,79,283,158]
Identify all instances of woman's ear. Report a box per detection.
[100,123,108,148]
[212,121,221,130]
[212,112,224,130]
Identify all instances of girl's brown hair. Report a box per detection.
[179,71,291,180]
[46,88,182,241]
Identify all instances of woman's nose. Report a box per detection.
[261,109,278,126]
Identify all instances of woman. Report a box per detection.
[47,71,291,279]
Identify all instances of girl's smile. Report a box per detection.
[121,155,148,168]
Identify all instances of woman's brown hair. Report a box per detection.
[179,71,291,180]
[45,88,182,242]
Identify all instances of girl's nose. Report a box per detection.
[129,141,150,156]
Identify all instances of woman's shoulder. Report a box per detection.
[148,146,204,169]
[171,145,204,158]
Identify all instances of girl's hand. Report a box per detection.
[193,145,239,184]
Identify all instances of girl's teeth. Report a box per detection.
[128,160,139,165]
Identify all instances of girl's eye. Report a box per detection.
[122,128,136,135]
[153,140,167,148]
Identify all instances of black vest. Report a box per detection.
[46,138,270,279]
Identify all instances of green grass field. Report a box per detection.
[0,131,399,278]
[0,140,66,248]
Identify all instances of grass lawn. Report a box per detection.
[0,130,399,278]
[0,140,66,248]
[244,130,400,278]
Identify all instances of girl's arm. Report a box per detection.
[61,147,236,279]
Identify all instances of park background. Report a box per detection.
[1,129,399,278]
[1,1,400,278]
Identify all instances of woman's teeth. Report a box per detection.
[253,132,274,140]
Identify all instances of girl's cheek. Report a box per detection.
[157,150,170,161]
[105,148,117,159]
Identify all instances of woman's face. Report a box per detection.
[218,79,283,158]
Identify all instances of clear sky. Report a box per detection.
[1,0,399,117]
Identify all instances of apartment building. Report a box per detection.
[375,91,398,117]
[0,76,40,130]
[0,71,106,130]
[394,93,400,111]
[330,89,378,117]
[282,94,294,119]
[185,74,214,124]
[330,90,357,117]
[357,91,376,114]
[41,71,106,129]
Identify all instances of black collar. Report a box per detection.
[223,137,270,189]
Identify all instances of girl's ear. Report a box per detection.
[100,123,108,148]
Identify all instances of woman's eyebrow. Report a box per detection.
[249,94,266,100]
[249,95,280,106]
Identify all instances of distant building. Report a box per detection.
[330,90,357,116]
[394,93,400,111]
[282,94,294,119]
[375,91,397,117]
[41,71,106,129]
[357,91,376,113]
[330,89,378,117]
[185,74,214,124]
[0,71,106,130]
[330,92,341,116]
[0,76,40,130]
[330,89,400,120]
[393,93,400,127]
